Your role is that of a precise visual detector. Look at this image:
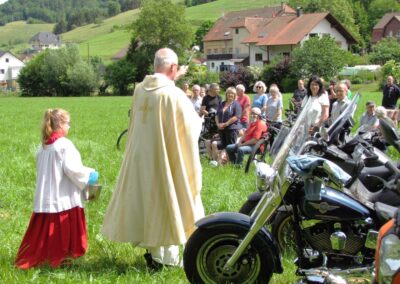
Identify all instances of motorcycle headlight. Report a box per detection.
[256,163,275,192]
[379,234,400,283]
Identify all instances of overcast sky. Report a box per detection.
[0,0,7,4]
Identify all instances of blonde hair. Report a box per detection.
[253,81,267,93]
[41,108,69,145]
[225,86,237,99]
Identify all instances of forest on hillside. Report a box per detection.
[0,0,141,31]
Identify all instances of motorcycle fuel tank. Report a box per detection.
[301,187,371,221]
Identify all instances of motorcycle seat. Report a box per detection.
[375,202,398,224]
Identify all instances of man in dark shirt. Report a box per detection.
[290,79,307,114]
[200,83,222,116]
[382,75,400,109]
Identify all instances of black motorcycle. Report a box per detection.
[183,94,399,283]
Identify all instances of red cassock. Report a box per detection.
[15,206,87,269]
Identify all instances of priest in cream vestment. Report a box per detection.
[102,48,204,267]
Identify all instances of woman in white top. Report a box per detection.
[302,75,330,134]
[16,108,98,269]
[265,85,283,122]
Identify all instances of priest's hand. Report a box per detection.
[174,65,189,81]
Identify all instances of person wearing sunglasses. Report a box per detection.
[252,81,268,114]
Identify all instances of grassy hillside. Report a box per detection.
[0,21,54,48]
[186,0,286,24]
[0,0,284,61]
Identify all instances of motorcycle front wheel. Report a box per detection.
[271,211,297,255]
[183,225,273,284]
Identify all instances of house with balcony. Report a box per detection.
[372,12,400,44]
[243,12,357,67]
[0,51,25,90]
[203,5,357,71]
[203,4,296,72]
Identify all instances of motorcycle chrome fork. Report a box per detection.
[224,176,290,269]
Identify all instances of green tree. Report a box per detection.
[103,58,137,96]
[126,0,193,82]
[369,0,400,31]
[288,0,362,47]
[291,35,350,79]
[108,1,121,17]
[194,20,214,51]
[18,46,98,97]
[370,38,400,65]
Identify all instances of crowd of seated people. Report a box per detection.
[179,74,400,167]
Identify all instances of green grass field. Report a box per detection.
[0,91,383,283]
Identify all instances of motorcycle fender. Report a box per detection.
[195,212,283,273]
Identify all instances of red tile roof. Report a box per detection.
[203,4,296,42]
[243,12,357,46]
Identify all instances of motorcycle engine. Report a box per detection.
[302,221,367,266]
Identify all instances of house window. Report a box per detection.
[207,49,211,54]
[397,31,400,38]
[5,58,9,63]
[388,30,393,37]
[211,62,215,68]
[221,48,226,54]
[214,48,218,54]
[255,53,263,61]
[283,52,290,58]
[235,28,239,34]
[309,33,318,38]
[0,69,4,74]
[229,48,233,53]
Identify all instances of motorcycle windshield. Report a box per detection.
[269,93,361,178]
[326,93,360,144]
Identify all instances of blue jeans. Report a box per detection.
[226,144,254,165]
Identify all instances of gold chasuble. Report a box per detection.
[102,73,204,248]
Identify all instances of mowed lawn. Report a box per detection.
[0,91,381,283]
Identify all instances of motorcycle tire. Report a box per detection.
[183,225,273,284]
[271,211,297,255]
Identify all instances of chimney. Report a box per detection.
[296,7,303,17]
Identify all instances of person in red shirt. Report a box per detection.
[236,84,251,129]
[226,107,267,165]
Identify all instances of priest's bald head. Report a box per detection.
[154,48,178,80]
[154,48,188,81]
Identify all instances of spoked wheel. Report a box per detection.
[271,211,297,255]
[184,226,273,284]
[116,129,128,150]
[244,138,268,173]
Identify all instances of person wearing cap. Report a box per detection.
[225,107,267,166]
[359,101,379,132]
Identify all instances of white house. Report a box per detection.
[0,51,25,90]
[203,6,357,72]
[243,12,357,68]
[29,32,62,52]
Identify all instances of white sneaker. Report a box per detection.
[209,160,218,167]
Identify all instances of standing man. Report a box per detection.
[236,84,250,129]
[102,48,204,269]
[200,83,222,116]
[382,75,400,122]
[290,79,307,114]
[330,82,350,124]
